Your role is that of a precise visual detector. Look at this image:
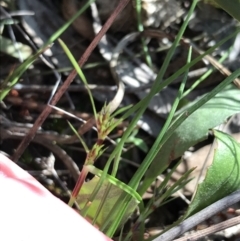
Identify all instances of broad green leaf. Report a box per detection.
[129,136,149,153]
[185,130,240,217]
[205,0,240,22]
[143,85,240,190]
[76,173,141,229]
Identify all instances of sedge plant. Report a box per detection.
[58,1,240,238]
[1,0,240,240]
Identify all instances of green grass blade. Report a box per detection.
[139,69,240,196]
[58,38,97,117]
[129,45,192,193]
[135,0,153,67]
[182,48,231,98]
[67,121,89,152]
[104,1,198,236]
[44,0,95,47]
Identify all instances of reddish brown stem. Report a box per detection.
[71,165,89,200]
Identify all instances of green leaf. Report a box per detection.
[142,85,240,193]
[0,35,32,60]
[185,130,240,217]
[58,38,97,118]
[207,0,240,22]
[129,136,149,153]
[76,170,141,229]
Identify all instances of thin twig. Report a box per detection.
[0,10,34,20]
[1,127,79,181]
[173,215,240,241]
[186,39,240,89]
[153,189,240,241]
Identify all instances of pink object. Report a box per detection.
[0,153,112,241]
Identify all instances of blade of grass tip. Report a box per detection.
[111,105,132,118]
[58,38,97,118]
[67,121,89,153]
[44,0,95,47]
[182,47,232,98]
[159,169,193,203]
